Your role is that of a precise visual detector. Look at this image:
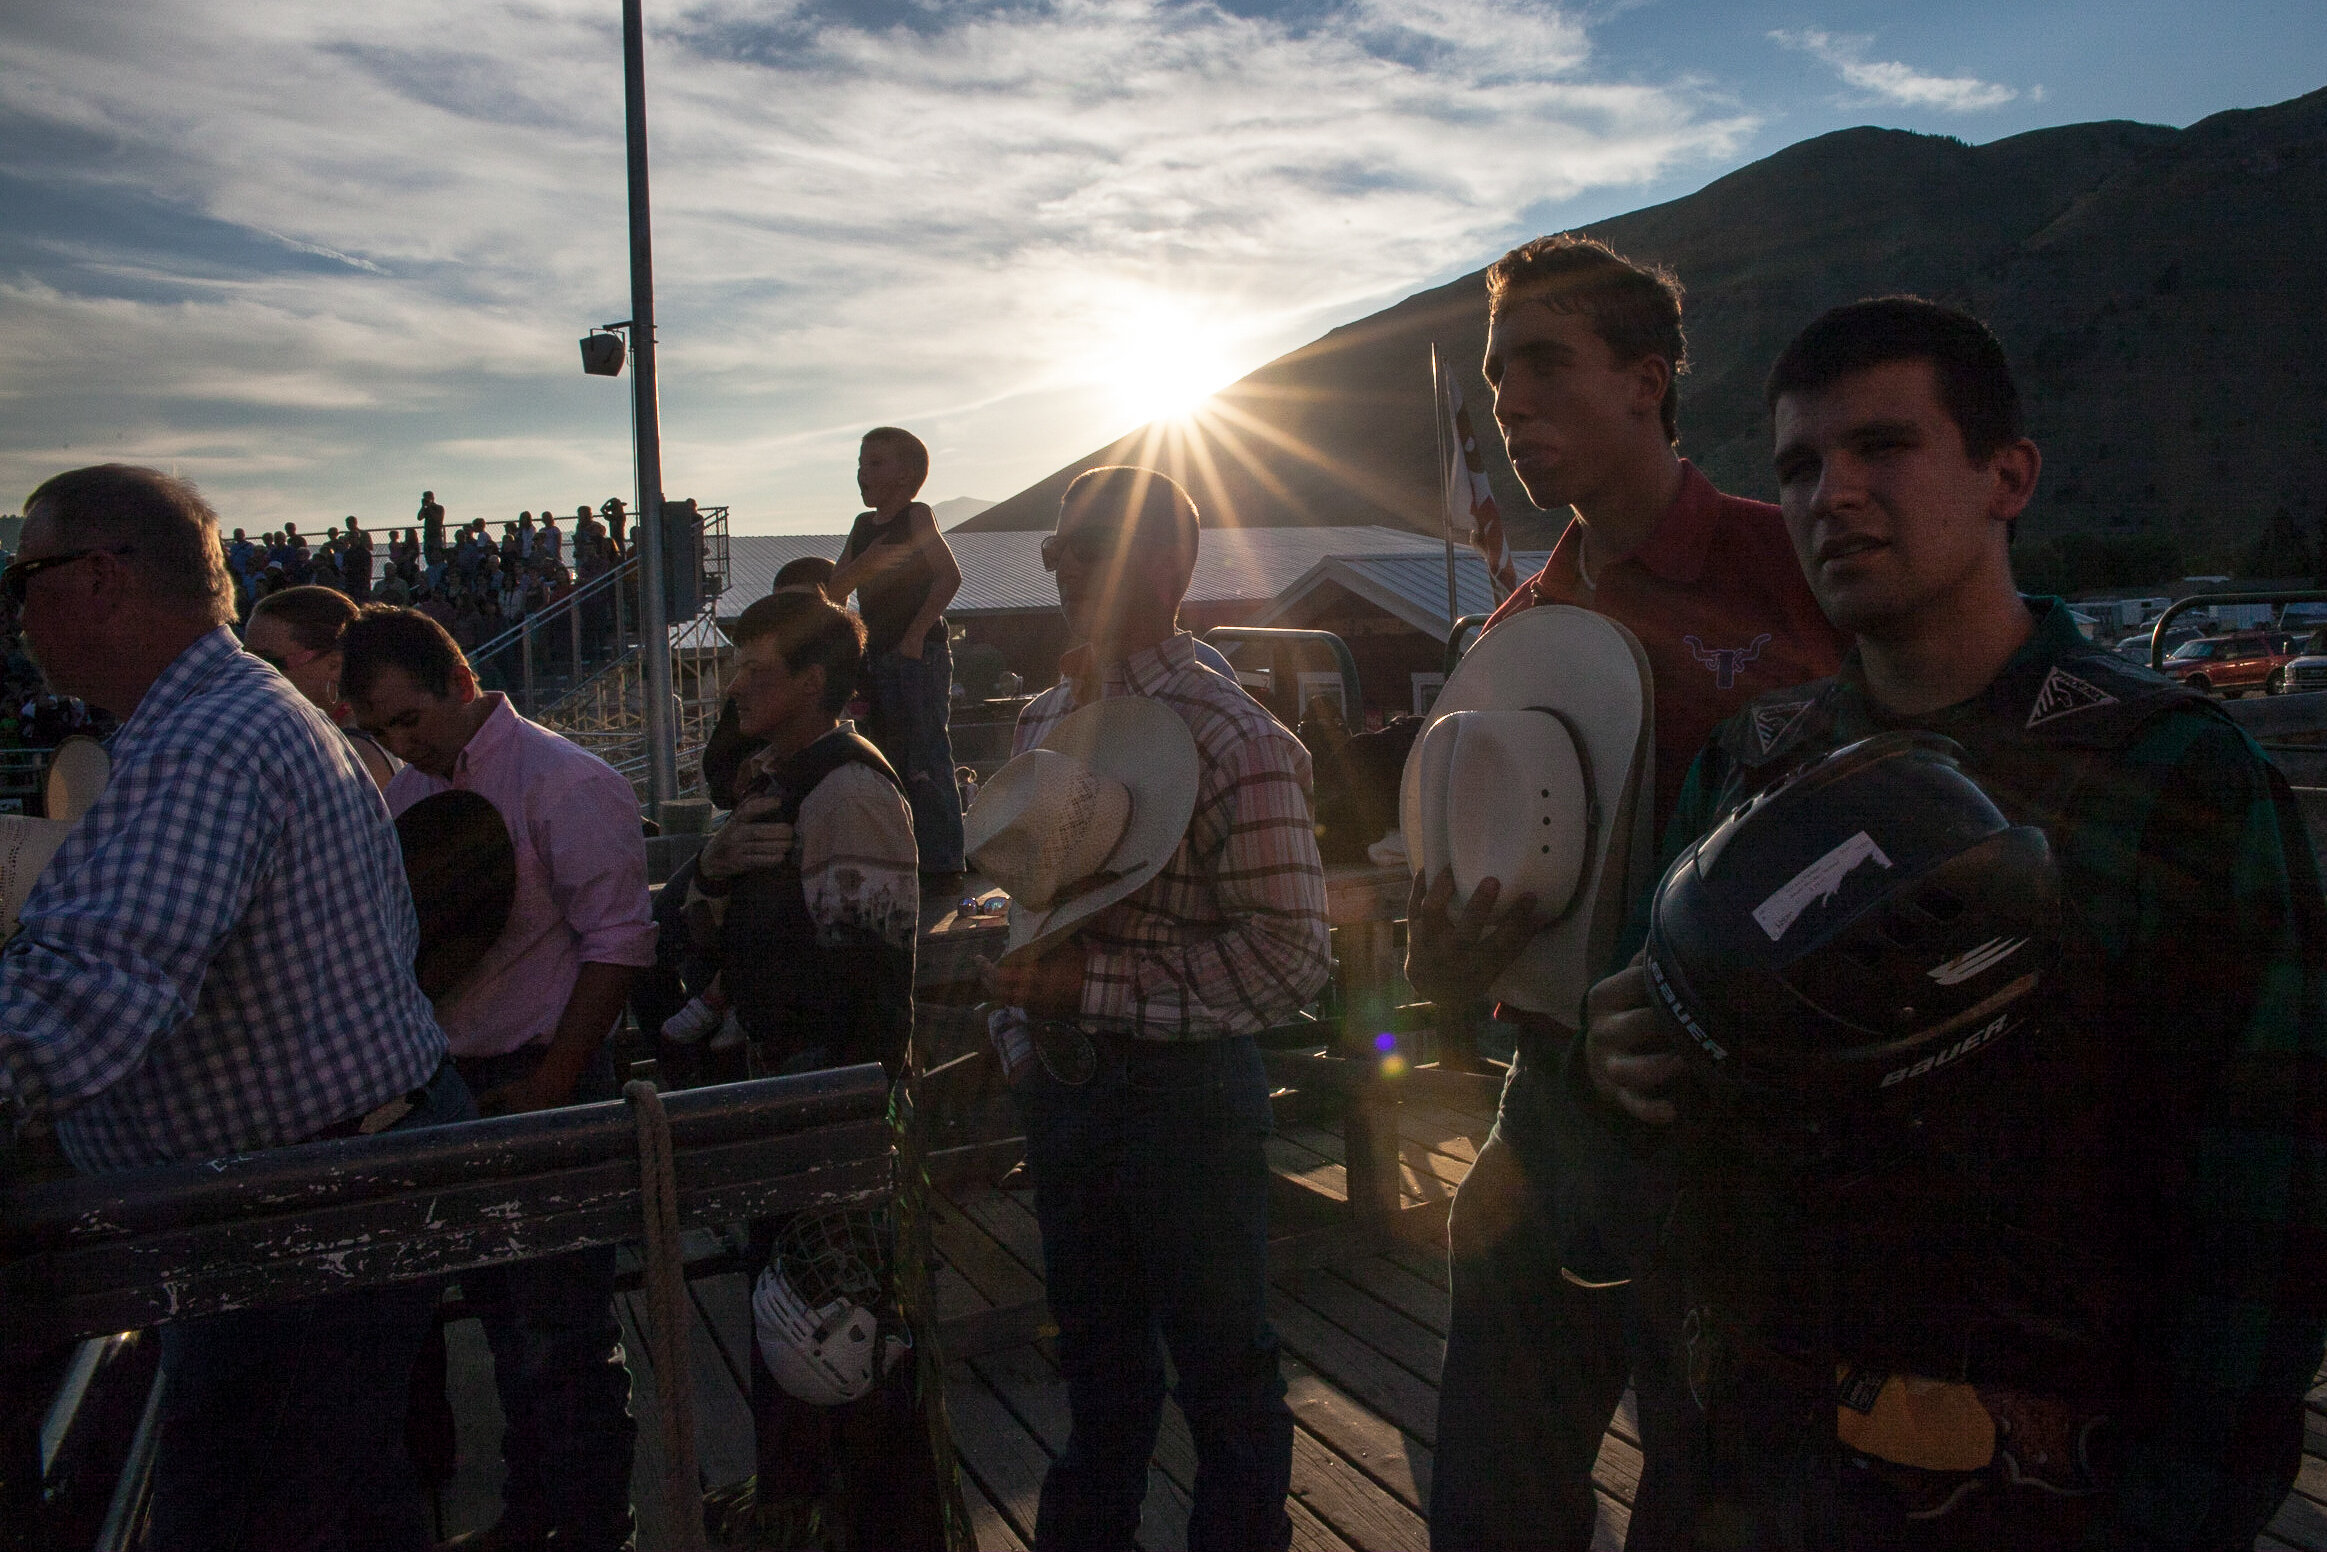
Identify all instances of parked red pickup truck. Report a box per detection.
[2159,631,2302,697]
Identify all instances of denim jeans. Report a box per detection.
[1431,1045,1699,1552]
[454,1044,637,1537]
[864,634,965,873]
[147,1061,478,1552]
[1014,1033,1293,1552]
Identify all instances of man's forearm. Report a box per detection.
[536,962,640,1092]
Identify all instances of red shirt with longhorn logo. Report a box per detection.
[1482,459,1848,835]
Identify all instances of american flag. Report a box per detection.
[1442,376,1518,601]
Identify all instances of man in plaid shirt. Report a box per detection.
[1585,301,2327,1545]
[983,466,1331,1551]
[0,466,464,1551]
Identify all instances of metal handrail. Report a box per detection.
[2146,590,2327,670]
[1202,627,1362,718]
[1444,612,1491,674]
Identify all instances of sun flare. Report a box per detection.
[1097,297,1246,429]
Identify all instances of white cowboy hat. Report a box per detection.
[1400,605,1655,1023]
[0,735,112,939]
[964,698,1200,962]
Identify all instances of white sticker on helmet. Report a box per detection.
[1926,936,2027,986]
[1752,830,1892,941]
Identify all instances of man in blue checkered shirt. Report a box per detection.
[0,466,468,1551]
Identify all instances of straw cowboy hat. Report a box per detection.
[0,734,113,939]
[1400,604,1656,1022]
[964,698,1200,962]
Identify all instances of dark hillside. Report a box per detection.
[962,87,2327,573]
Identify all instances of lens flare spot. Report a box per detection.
[1373,1031,1398,1054]
[1379,1053,1410,1080]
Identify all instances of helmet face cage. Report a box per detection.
[1646,732,2063,1124]
[773,1205,893,1313]
[755,1206,906,1407]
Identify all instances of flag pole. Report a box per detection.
[1430,344,1460,643]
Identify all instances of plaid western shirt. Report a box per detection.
[0,628,446,1172]
[1011,632,1331,1039]
[1643,600,2327,1545]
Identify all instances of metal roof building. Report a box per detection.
[720,526,1447,618]
[1251,551,1553,641]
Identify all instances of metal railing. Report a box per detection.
[2145,589,2327,670]
[1202,627,1364,722]
[459,507,734,800]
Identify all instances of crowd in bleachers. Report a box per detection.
[225,500,631,655]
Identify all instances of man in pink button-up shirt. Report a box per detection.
[346,606,654,1552]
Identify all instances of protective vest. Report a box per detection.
[1678,638,2227,1401]
[718,728,912,1077]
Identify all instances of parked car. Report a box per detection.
[2282,629,2327,695]
[2160,631,2302,697]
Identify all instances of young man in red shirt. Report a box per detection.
[1409,235,1846,1550]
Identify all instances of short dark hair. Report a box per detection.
[861,427,930,496]
[731,592,866,716]
[1765,297,2024,462]
[22,464,236,625]
[773,555,837,591]
[341,605,470,704]
[1486,235,1687,443]
[248,585,360,653]
[1059,466,1201,557]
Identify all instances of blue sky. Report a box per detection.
[3,0,2322,535]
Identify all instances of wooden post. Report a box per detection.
[1334,917,1401,1233]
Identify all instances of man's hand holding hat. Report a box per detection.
[1404,870,1541,1011]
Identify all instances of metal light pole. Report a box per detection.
[622,0,678,808]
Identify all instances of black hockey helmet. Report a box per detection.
[1644,731,2062,1111]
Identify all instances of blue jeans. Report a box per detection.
[865,635,964,873]
[1014,1034,1293,1552]
[1431,1045,1698,1551]
[147,1061,478,1552]
[454,1044,637,1536]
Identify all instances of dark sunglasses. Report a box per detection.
[1,546,134,609]
[1040,527,1178,573]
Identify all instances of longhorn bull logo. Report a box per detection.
[1684,633,1770,690]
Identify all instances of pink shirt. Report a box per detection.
[386,695,656,1057]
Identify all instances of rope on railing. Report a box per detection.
[625,1078,707,1551]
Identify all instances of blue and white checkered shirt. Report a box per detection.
[0,628,447,1172]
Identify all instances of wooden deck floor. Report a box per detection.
[424,1084,2327,1552]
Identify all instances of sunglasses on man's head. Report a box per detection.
[0,546,134,610]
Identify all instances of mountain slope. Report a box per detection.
[962,87,2327,568]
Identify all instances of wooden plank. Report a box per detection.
[1591,1423,1643,1508]
[936,1262,993,1324]
[1281,1408,1427,1552]
[956,1186,1047,1280]
[1280,1351,1432,1512]
[1276,1267,1445,1386]
[690,1271,755,1395]
[1265,1289,1440,1446]
[932,1192,1048,1310]
[944,1359,1053,1548]
[2271,1489,2327,1552]
[1328,1254,1450,1338]
[963,1467,1031,1552]
[943,1299,1057,1362]
[1133,1385,1356,1552]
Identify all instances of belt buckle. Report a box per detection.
[1031,1020,1098,1086]
[357,1094,416,1135]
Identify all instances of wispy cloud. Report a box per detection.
[1771,28,2019,114]
[0,0,1757,530]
